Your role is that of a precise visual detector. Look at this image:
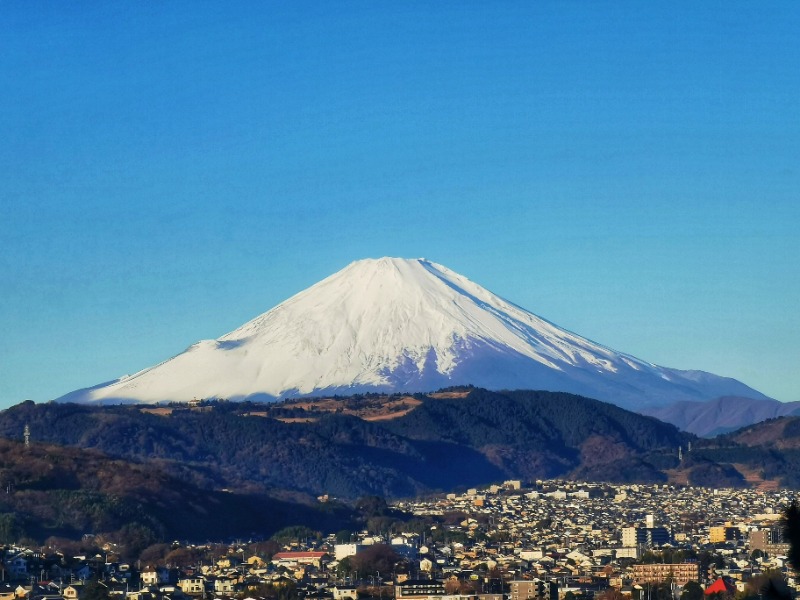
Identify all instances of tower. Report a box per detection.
[24,424,30,447]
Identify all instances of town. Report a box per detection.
[1,480,796,600]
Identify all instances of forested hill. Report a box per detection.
[0,437,356,551]
[0,389,703,498]
[688,416,800,489]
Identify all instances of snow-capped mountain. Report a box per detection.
[58,257,770,410]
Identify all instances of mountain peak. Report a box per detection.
[57,258,769,409]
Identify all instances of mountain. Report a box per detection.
[58,257,769,411]
[1,389,697,499]
[689,416,800,489]
[644,396,800,437]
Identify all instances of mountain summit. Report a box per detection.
[58,257,768,409]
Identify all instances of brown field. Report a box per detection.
[245,394,423,422]
[733,463,780,492]
[136,391,441,422]
[139,407,174,416]
[428,390,471,399]
[664,469,690,486]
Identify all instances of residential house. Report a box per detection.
[213,577,237,596]
[331,587,358,600]
[177,577,204,597]
[1,584,15,600]
[62,583,86,600]
[271,552,329,569]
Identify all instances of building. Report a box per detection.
[621,527,671,548]
[334,544,365,561]
[395,580,445,600]
[631,563,699,588]
[749,529,789,557]
[178,577,205,597]
[510,580,558,600]
[709,526,742,544]
[272,551,329,568]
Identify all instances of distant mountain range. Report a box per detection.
[644,396,800,437]
[57,257,769,414]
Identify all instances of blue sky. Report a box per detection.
[2,2,798,409]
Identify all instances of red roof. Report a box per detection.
[705,578,736,595]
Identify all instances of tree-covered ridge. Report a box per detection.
[383,389,688,450]
[685,416,800,488]
[0,437,356,552]
[0,389,770,499]
[7,388,800,498]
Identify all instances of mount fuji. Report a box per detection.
[58,257,769,410]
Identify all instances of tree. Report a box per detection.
[336,557,353,577]
[138,543,171,567]
[83,580,110,600]
[0,513,23,544]
[164,546,203,568]
[596,590,624,600]
[782,500,800,571]
[336,529,355,543]
[742,571,791,600]
[356,496,390,518]
[271,525,320,543]
[681,581,704,600]
[350,545,402,577]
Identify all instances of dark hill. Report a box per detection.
[0,389,697,497]
[683,416,800,489]
[0,437,355,550]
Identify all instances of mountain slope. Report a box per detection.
[2,390,696,497]
[644,396,800,437]
[0,435,355,547]
[687,416,800,489]
[58,257,768,410]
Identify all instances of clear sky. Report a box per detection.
[2,2,798,409]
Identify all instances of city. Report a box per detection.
[2,480,796,600]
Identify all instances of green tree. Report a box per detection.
[336,529,355,543]
[336,557,353,577]
[271,525,320,543]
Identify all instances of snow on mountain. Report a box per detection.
[57,257,770,409]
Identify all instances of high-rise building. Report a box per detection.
[622,526,672,548]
